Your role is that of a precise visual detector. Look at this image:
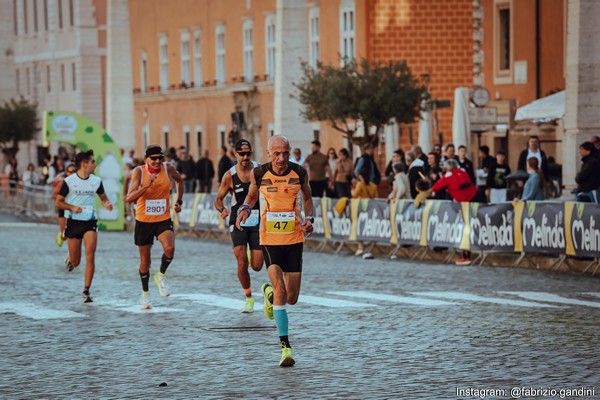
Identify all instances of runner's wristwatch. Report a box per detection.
[305,216,314,224]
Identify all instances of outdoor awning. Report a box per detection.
[515,90,565,123]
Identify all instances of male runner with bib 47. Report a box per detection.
[236,135,314,367]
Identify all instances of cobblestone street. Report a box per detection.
[1,213,599,399]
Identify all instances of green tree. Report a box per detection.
[0,97,40,159]
[294,58,425,147]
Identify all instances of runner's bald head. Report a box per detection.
[268,135,290,151]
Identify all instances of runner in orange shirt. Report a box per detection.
[126,145,183,309]
[236,135,314,367]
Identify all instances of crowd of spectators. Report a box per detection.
[4,134,600,206]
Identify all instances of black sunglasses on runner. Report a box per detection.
[237,151,252,157]
[149,155,164,161]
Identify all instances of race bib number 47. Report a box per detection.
[266,211,295,233]
[145,199,167,216]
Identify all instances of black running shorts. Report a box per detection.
[261,243,303,273]
[65,219,98,239]
[229,225,260,249]
[58,208,65,218]
[134,219,173,246]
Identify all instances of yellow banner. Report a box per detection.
[419,200,434,247]
[513,200,524,253]
[389,199,398,245]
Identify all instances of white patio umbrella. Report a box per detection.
[515,90,565,123]
[452,87,471,149]
[418,110,433,154]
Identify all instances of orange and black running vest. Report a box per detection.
[135,163,172,223]
[254,162,307,246]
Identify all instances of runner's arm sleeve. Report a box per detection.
[58,180,69,197]
[298,165,307,185]
[96,182,105,195]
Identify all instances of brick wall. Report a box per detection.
[369,0,473,151]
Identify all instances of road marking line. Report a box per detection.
[0,222,46,228]
[410,292,560,308]
[175,293,371,309]
[95,300,184,313]
[299,295,372,308]
[171,293,245,310]
[0,303,85,319]
[328,291,455,306]
[502,292,600,308]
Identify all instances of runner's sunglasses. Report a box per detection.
[149,155,164,161]
[237,151,252,157]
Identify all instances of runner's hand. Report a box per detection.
[235,209,249,230]
[146,173,157,187]
[174,203,182,213]
[220,208,230,219]
[103,200,113,211]
[72,206,82,213]
[301,220,314,238]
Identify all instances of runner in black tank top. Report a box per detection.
[214,139,264,313]
[229,163,260,229]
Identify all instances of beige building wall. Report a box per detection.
[563,0,600,188]
[129,0,370,163]
[130,0,279,161]
[1,0,107,168]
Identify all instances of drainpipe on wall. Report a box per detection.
[535,0,541,99]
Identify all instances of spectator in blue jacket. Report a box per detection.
[521,157,545,201]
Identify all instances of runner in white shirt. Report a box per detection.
[55,150,113,303]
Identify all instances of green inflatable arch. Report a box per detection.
[43,111,125,231]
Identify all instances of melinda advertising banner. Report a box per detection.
[519,202,566,255]
[172,193,197,229]
[172,194,600,260]
[189,193,226,231]
[391,200,424,247]
[420,200,469,250]
[468,202,515,252]
[322,197,353,241]
[311,197,326,238]
[565,202,600,258]
[349,198,393,243]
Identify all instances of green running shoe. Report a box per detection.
[55,231,64,247]
[241,296,254,313]
[261,282,274,320]
[279,347,295,367]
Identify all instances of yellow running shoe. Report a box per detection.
[56,231,64,247]
[279,347,295,367]
[261,282,274,320]
[241,296,254,313]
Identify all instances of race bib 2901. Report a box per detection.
[145,199,167,216]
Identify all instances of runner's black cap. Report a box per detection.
[145,145,164,158]
[235,139,252,152]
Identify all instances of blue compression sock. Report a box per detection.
[273,305,289,337]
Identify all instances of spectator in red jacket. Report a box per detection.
[431,158,485,265]
[431,159,485,203]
